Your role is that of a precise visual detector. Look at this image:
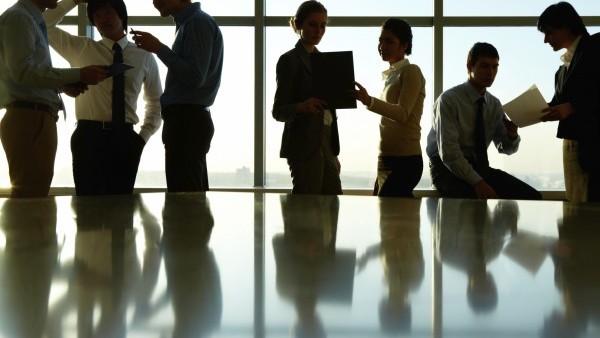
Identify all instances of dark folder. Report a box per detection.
[107,63,134,77]
[311,51,356,109]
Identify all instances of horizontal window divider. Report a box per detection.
[443,16,600,27]
[122,16,600,28]
[10,188,564,201]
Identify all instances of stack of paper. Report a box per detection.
[502,84,550,128]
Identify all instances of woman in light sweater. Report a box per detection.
[355,18,426,197]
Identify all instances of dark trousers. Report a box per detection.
[71,124,145,196]
[374,155,423,198]
[429,156,542,200]
[162,106,214,192]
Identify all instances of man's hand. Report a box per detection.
[474,179,499,199]
[61,83,88,98]
[503,117,518,139]
[79,65,109,85]
[541,103,574,121]
[130,30,165,54]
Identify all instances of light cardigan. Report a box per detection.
[368,58,425,157]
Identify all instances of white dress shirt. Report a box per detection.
[44,0,162,142]
[560,35,582,68]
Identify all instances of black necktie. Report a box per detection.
[112,43,125,128]
[475,97,489,168]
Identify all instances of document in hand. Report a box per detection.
[310,51,356,109]
[502,84,549,128]
[107,63,134,77]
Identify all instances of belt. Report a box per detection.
[162,104,209,113]
[77,120,133,130]
[7,101,59,118]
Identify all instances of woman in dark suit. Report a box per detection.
[272,1,342,195]
[538,2,600,202]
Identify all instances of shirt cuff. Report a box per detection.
[367,96,376,109]
[156,45,173,64]
[138,130,151,143]
[62,68,82,85]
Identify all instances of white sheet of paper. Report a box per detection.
[502,84,550,128]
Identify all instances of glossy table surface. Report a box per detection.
[0,192,598,338]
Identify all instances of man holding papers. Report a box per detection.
[538,2,600,202]
[426,42,541,200]
[44,0,162,195]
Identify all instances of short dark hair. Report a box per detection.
[87,0,128,33]
[467,42,499,67]
[537,1,588,36]
[289,1,327,34]
[381,18,413,55]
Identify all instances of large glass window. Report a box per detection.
[1,1,599,192]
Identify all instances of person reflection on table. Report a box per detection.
[356,198,424,334]
[273,194,353,338]
[43,195,161,338]
[542,203,600,338]
[435,199,518,313]
[162,193,222,338]
[0,198,58,338]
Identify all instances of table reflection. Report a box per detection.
[162,193,222,338]
[44,195,160,337]
[434,199,518,314]
[357,198,424,334]
[0,192,599,337]
[273,194,354,338]
[0,198,58,338]
[542,204,600,338]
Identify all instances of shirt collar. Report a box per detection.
[381,58,409,79]
[101,35,129,51]
[173,2,201,29]
[560,35,582,66]
[19,0,44,25]
[464,80,487,104]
